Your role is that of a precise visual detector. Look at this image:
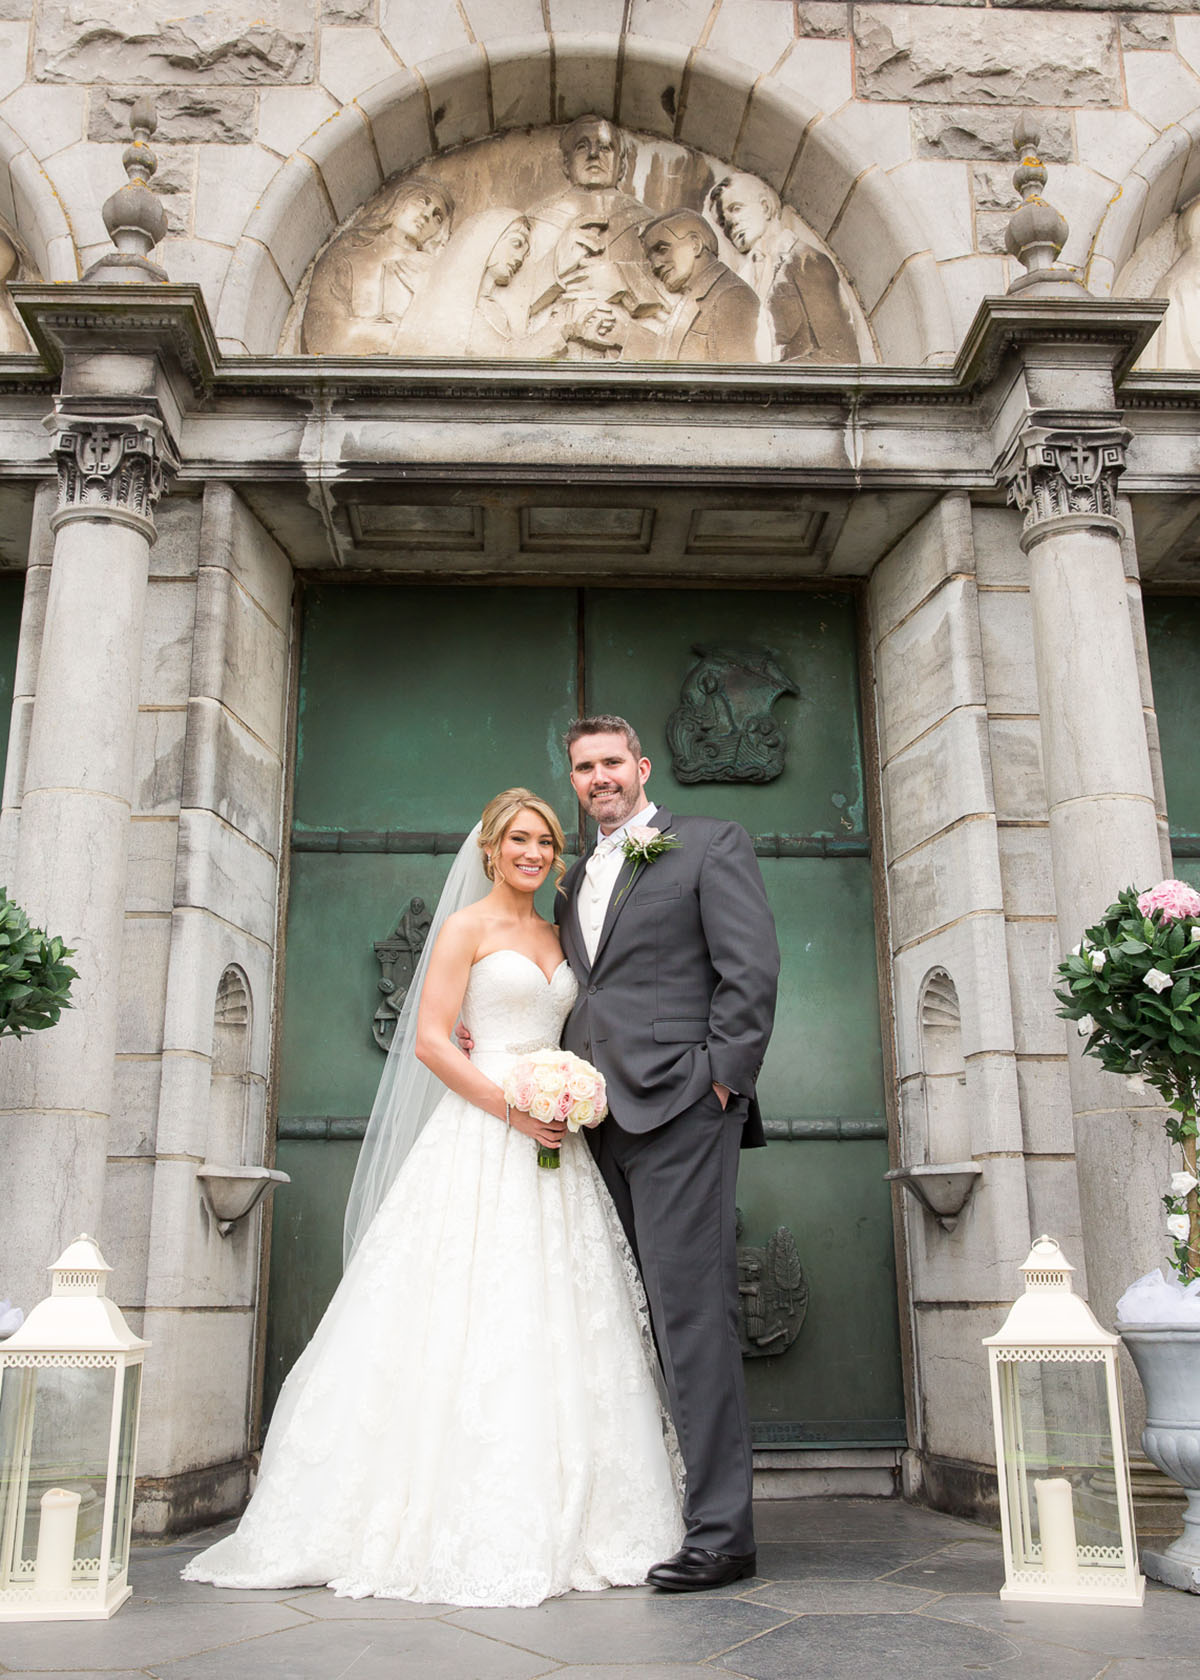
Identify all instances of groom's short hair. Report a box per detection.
[565,714,642,759]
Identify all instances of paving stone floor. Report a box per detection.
[2,1499,1198,1679]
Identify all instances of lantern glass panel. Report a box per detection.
[999,1354,1125,1576]
[1,1364,116,1583]
[105,1368,140,1582]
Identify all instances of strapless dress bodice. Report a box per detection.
[461,948,578,1056]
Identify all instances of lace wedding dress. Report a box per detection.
[183,949,684,1607]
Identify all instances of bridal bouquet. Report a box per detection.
[503,1049,608,1169]
[1055,879,1200,1281]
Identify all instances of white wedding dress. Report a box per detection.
[183,950,684,1607]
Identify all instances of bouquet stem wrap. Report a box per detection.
[503,1048,608,1169]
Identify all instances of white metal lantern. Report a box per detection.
[0,1236,149,1621]
[983,1235,1144,1607]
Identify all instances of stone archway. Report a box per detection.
[0,113,78,285]
[1085,108,1200,297]
[215,35,953,365]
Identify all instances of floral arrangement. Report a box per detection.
[0,888,76,1041]
[614,824,679,907]
[503,1048,608,1168]
[1055,879,1200,1281]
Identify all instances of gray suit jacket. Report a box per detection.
[555,807,779,1145]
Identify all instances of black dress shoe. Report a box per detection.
[645,1546,757,1591]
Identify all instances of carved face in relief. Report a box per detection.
[393,184,452,250]
[712,173,778,254]
[483,218,531,288]
[559,117,624,191]
[641,212,717,294]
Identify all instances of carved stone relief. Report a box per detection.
[1118,199,1200,371]
[373,896,432,1051]
[735,1211,808,1359]
[293,119,868,365]
[0,223,35,354]
[667,645,798,784]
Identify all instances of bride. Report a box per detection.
[183,789,683,1607]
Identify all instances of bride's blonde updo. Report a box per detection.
[478,789,567,890]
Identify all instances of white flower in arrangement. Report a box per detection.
[1171,1172,1200,1199]
[1091,949,1108,972]
[1168,1213,1192,1242]
[1076,1014,1097,1037]
[1191,926,1200,943]
[1126,1074,1148,1095]
[1143,967,1174,994]
[1070,944,1081,957]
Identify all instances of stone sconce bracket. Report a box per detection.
[886,1163,983,1233]
[197,1166,290,1237]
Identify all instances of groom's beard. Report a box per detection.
[583,783,645,830]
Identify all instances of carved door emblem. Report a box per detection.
[372,896,432,1050]
[667,645,798,784]
[735,1212,809,1358]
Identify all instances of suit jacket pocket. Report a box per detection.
[633,882,682,905]
[653,1018,709,1042]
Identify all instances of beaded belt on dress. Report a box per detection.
[471,1038,558,1055]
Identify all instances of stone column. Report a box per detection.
[1005,417,1171,1343]
[0,408,177,1307]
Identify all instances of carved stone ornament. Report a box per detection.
[373,895,432,1051]
[735,1211,809,1359]
[292,119,865,366]
[48,413,179,539]
[1004,424,1129,537]
[667,645,798,784]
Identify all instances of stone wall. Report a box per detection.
[1,1,1200,361]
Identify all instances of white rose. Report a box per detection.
[1171,1172,1199,1199]
[1144,968,1173,994]
[1091,949,1108,972]
[1191,926,1200,943]
[1167,1213,1191,1242]
[1076,1015,1097,1037]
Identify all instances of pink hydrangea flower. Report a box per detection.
[1137,879,1200,922]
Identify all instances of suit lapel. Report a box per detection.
[560,855,591,976]
[591,806,673,969]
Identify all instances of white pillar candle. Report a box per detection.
[34,1488,80,1596]
[1035,1476,1079,1579]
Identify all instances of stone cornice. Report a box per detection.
[954,295,1168,393]
[8,283,220,397]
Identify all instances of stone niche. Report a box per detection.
[285,119,872,366]
[1117,199,1200,371]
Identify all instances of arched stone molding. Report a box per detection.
[215,34,953,365]
[1085,108,1200,298]
[0,113,78,287]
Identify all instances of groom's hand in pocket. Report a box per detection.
[712,1082,732,1110]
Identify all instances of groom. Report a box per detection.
[557,715,780,1591]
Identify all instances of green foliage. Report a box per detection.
[1055,886,1200,1132]
[0,888,77,1040]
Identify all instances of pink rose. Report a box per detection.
[626,825,658,846]
[1137,879,1200,922]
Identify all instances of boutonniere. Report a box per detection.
[614,825,680,905]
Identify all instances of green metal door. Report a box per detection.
[267,583,904,1449]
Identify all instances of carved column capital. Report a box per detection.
[1001,419,1129,550]
[47,412,179,541]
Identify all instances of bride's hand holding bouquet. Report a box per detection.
[504,1049,608,1168]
